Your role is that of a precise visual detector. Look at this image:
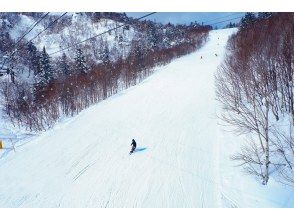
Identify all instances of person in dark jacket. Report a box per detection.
[130,139,137,154]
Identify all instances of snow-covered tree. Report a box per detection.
[0,32,12,53]
[133,43,144,71]
[101,43,110,65]
[27,41,42,77]
[75,48,88,74]
[225,22,237,28]
[257,12,273,20]
[240,13,257,29]
[60,53,70,76]
[40,46,54,84]
[148,24,160,50]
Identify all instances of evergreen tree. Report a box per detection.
[0,32,12,53]
[75,48,88,74]
[41,46,53,84]
[27,41,42,77]
[164,23,175,48]
[60,53,70,76]
[148,24,160,50]
[133,43,144,71]
[0,19,13,53]
[225,22,237,28]
[118,34,124,45]
[257,12,273,20]
[26,42,43,97]
[101,44,110,65]
[240,13,257,29]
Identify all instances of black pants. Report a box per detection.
[130,146,136,153]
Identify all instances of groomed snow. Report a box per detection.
[0,28,293,207]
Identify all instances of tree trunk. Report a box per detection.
[263,99,270,185]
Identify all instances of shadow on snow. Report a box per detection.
[134,147,148,153]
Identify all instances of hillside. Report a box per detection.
[0,28,293,207]
[1,13,135,58]
[0,12,210,132]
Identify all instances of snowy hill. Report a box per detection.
[1,13,135,60]
[0,28,293,207]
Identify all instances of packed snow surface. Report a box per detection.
[0,28,293,207]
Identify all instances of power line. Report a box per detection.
[14,12,50,46]
[49,12,156,56]
[28,12,67,43]
[203,12,243,24]
[1,12,240,72]
[1,12,67,71]
[207,15,244,27]
[1,12,50,70]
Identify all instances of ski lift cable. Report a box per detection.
[203,12,243,24]
[14,12,50,46]
[1,12,50,70]
[0,12,67,71]
[28,12,67,43]
[49,12,157,56]
[206,15,245,27]
[1,12,241,73]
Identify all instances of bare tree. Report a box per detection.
[216,13,294,185]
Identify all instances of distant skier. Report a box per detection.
[130,139,137,154]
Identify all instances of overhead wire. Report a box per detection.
[28,12,67,43]
[49,12,244,57]
[203,12,243,24]
[1,12,67,70]
[14,12,50,46]
[2,12,281,206]
[206,15,244,27]
[49,12,156,56]
[1,12,50,70]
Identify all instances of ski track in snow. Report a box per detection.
[0,28,293,208]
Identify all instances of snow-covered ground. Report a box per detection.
[0,28,293,207]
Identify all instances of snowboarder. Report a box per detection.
[130,139,137,154]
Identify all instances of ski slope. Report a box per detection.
[0,28,293,207]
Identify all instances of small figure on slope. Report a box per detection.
[130,139,137,154]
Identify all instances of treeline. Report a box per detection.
[1,21,209,132]
[216,13,294,185]
[0,12,211,74]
